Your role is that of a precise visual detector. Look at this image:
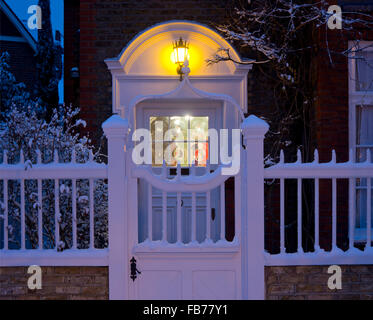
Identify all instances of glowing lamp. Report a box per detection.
[172,37,189,80]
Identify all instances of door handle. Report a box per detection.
[130,257,141,281]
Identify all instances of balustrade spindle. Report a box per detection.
[220,183,225,241]
[192,192,196,242]
[72,179,77,249]
[21,179,25,250]
[148,183,152,241]
[332,178,337,250]
[367,149,372,248]
[3,179,8,250]
[349,178,356,249]
[280,178,285,253]
[54,179,60,249]
[206,191,211,241]
[297,178,302,253]
[162,191,167,242]
[37,178,43,249]
[89,178,94,248]
[367,177,371,248]
[177,192,182,243]
[314,178,320,251]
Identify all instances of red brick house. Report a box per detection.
[1,0,372,300]
[64,0,372,299]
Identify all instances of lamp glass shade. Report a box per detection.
[173,38,189,65]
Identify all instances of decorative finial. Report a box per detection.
[181,59,190,78]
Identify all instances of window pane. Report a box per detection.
[170,142,187,166]
[188,141,208,166]
[356,105,373,162]
[169,116,187,141]
[150,116,168,141]
[190,117,208,141]
[149,115,209,167]
[152,141,166,166]
[356,51,373,91]
[356,184,373,230]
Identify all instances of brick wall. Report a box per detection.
[0,267,108,300]
[2,265,371,300]
[266,265,373,300]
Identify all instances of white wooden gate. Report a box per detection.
[102,113,268,300]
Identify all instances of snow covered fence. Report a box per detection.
[1,112,372,269]
[264,149,373,265]
[0,148,108,266]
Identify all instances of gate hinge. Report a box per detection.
[130,256,141,282]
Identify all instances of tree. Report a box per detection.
[0,105,107,250]
[210,0,373,252]
[210,0,373,163]
[0,52,38,119]
[0,60,106,250]
[35,0,62,118]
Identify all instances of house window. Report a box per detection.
[355,50,373,91]
[150,116,208,167]
[349,41,373,241]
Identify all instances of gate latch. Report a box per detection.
[130,257,141,281]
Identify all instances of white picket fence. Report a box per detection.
[264,149,373,265]
[0,114,372,269]
[0,150,108,266]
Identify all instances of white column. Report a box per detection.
[241,115,269,300]
[102,115,129,300]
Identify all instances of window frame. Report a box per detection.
[348,40,373,242]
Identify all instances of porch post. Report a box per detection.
[102,115,129,300]
[241,115,269,300]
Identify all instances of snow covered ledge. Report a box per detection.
[0,249,109,267]
[264,247,373,266]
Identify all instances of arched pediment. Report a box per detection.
[105,20,250,76]
[105,21,252,117]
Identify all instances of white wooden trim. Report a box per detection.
[265,249,373,266]
[102,115,129,300]
[264,162,373,178]
[0,163,107,180]
[0,35,27,43]
[0,249,109,266]
[241,115,269,300]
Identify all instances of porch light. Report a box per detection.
[172,37,189,81]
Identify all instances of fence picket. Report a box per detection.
[37,178,43,249]
[54,179,60,250]
[280,178,285,253]
[332,178,337,250]
[89,178,94,249]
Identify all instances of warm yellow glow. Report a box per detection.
[159,38,204,76]
[170,50,190,65]
[172,47,189,65]
[172,37,189,66]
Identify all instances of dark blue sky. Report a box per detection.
[5,0,64,40]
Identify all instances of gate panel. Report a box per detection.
[128,160,242,299]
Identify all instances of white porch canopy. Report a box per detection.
[104,20,252,120]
